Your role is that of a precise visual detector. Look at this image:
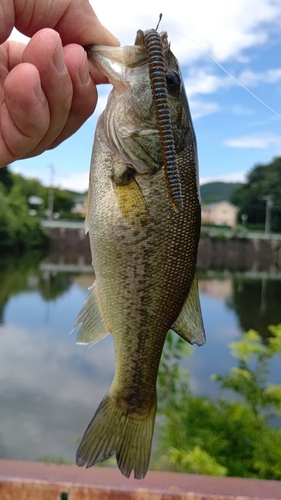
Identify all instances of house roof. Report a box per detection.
[201,200,239,211]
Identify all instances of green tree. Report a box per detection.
[11,172,75,216]
[11,172,47,201]
[52,188,74,215]
[154,327,281,479]
[0,165,14,192]
[0,184,48,253]
[231,156,281,231]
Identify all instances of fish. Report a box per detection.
[73,28,205,479]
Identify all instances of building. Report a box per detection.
[71,196,88,217]
[201,200,238,228]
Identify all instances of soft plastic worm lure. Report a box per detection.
[136,28,183,213]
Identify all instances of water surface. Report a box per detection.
[0,253,280,463]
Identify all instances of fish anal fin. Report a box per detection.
[172,275,206,346]
[71,281,109,345]
[76,393,156,479]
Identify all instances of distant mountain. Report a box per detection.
[67,190,88,198]
[200,182,243,205]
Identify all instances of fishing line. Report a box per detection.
[169,31,281,119]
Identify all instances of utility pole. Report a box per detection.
[241,214,248,226]
[263,195,273,234]
[48,165,55,220]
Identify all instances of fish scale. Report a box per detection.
[73,29,205,479]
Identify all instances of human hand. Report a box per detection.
[0,0,119,167]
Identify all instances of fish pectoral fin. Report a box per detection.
[113,169,147,225]
[71,281,109,345]
[172,275,206,346]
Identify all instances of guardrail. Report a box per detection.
[0,460,280,500]
[201,226,281,241]
[41,220,85,230]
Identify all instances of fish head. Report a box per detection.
[87,30,194,177]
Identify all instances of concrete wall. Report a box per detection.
[42,224,281,272]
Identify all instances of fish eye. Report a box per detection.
[165,70,181,93]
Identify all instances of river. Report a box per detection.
[0,250,280,463]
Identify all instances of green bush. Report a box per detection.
[0,184,48,253]
[154,326,281,479]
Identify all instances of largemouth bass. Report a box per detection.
[74,28,205,479]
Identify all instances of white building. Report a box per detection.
[201,201,238,228]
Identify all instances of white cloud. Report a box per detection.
[0,323,114,404]
[92,0,281,63]
[184,71,231,97]
[6,0,281,192]
[224,132,281,149]
[231,104,254,116]
[11,164,53,187]
[56,171,90,192]
[189,99,221,119]
[239,68,281,87]
[9,1,281,77]
[11,163,90,192]
[0,322,115,460]
[200,170,247,184]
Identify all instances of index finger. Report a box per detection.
[1,0,119,47]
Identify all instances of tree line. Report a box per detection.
[230,156,281,232]
[1,154,281,254]
[0,165,79,253]
[154,326,281,479]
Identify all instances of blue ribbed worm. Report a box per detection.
[136,29,183,213]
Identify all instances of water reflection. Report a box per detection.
[0,252,280,463]
[229,276,281,339]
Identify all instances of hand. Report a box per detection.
[0,0,119,167]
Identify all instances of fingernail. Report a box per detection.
[53,41,67,73]
[79,52,90,85]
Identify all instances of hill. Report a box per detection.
[200,182,243,204]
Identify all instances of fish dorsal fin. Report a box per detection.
[172,275,206,346]
[71,281,109,345]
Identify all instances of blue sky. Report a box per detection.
[10,0,281,192]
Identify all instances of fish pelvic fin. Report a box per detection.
[76,393,157,479]
[172,274,206,346]
[71,281,109,345]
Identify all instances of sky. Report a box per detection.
[8,0,281,192]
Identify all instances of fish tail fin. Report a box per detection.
[76,393,157,479]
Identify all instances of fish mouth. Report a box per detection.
[85,45,147,88]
